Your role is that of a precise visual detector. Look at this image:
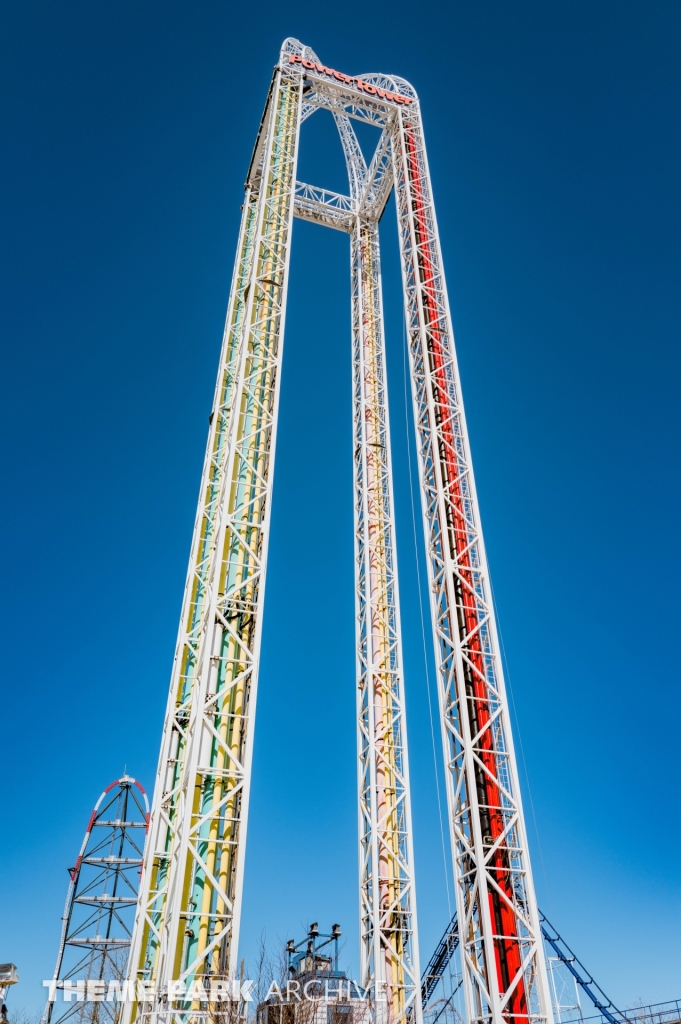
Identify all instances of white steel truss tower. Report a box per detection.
[124,38,554,1024]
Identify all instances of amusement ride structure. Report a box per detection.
[32,35,665,1024]
[43,777,150,1024]
[118,37,549,1024]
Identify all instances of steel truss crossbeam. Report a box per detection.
[294,181,356,233]
[124,36,553,1024]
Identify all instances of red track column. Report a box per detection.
[392,94,553,1024]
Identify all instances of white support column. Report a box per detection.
[392,94,554,1024]
[123,53,303,1024]
[352,218,422,1024]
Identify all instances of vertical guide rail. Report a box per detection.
[352,219,421,1024]
[123,61,302,1024]
[392,100,553,1024]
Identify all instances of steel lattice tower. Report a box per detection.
[124,39,554,1024]
[44,777,150,1024]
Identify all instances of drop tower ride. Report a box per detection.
[123,39,554,1024]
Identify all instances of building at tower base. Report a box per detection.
[257,927,371,1024]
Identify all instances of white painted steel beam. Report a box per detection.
[352,218,422,1024]
[293,181,356,233]
[123,54,303,1024]
[392,93,553,1024]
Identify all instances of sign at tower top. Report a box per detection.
[287,53,413,105]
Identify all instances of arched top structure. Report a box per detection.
[281,37,417,96]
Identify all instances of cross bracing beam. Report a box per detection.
[358,125,394,221]
[333,112,368,198]
[293,181,356,233]
[299,76,397,129]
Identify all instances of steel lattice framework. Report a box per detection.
[124,38,553,1024]
[44,777,150,1024]
[352,217,420,1024]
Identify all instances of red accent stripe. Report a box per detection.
[405,125,526,1018]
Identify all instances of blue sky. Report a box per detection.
[1,0,680,1014]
